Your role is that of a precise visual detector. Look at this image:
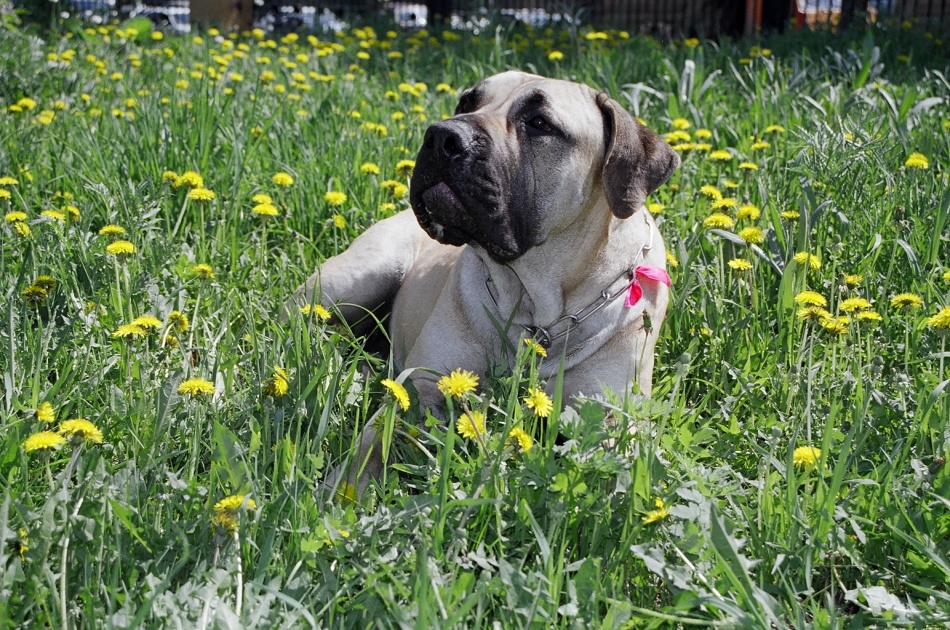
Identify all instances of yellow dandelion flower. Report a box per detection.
[523,387,553,418]
[728,258,752,271]
[0,189,10,200]
[708,149,733,161]
[41,209,66,222]
[263,367,290,398]
[703,213,734,230]
[793,252,821,270]
[642,498,670,524]
[131,315,163,330]
[839,297,872,312]
[178,377,215,397]
[523,337,547,358]
[381,378,410,411]
[112,323,147,339]
[212,494,257,531]
[5,211,27,222]
[797,306,832,321]
[360,162,381,175]
[437,369,479,398]
[855,310,882,323]
[844,273,863,286]
[167,311,189,333]
[647,202,665,215]
[793,445,820,468]
[0,176,18,186]
[36,402,54,423]
[699,185,723,200]
[192,263,215,279]
[548,50,564,61]
[251,193,272,204]
[750,140,770,151]
[736,204,761,221]
[781,210,800,220]
[904,153,929,169]
[794,291,827,307]
[324,191,347,207]
[21,285,47,306]
[395,159,415,177]
[710,197,738,210]
[671,117,690,130]
[820,316,849,335]
[177,171,204,188]
[300,303,331,320]
[187,187,215,201]
[332,214,346,228]
[106,240,136,256]
[507,427,533,452]
[252,203,279,217]
[739,226,764,244]
[739,161,759,171]
[59,419,103,444]
[890,293,923,309]
[98,224,126,237]
[456,410,486,440]
[272,172,294,186]
[666,250,679,268]
[764,124,786,134]
[23,431,66,453]
[926,306,950,329]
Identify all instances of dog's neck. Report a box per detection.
[477,199,656,342]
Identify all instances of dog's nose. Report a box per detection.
[423,122,471,160]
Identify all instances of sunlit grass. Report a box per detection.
[1,13,950,627]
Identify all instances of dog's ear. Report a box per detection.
[596,92,679,219]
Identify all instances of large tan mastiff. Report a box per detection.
[288,71,678,494]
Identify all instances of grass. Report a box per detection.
[1,13,950,628]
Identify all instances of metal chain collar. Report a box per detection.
[484,213,656,349]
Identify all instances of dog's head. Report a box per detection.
[409,71,679,263]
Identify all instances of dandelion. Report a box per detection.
[360,162,380,175]
[750,140,770,151]
[703,213,734,230]
[548,50,564,61]
[272,172,294,186]
[395,159,415,177]
[438,369,479,398]
[943,269,950,284]
[131,315,163,330]
[666,251,679,268]
[106,240,136,256]
[708,149,733,161]
[794,291,827,307]
[332,214,346,228]
[300,303,331,320]
[324,191,347,207]
[456,410,486,440]
[177,171,204,188]
[904,153,929,169]
[855,311,882,323]
[839,297,872,312]
[112,323,147,339]
[162,170,180,184]
[793,445,821,468]
[5,211,27,222]
[642,498,670,524]
[12,222,29,237]
[821,316,849,335]
[698,185,722,201]
[507,427,533,452]
[263,367,290,398]
[844,273,863,286]
[710,197,738,210]
[21,285,47,306]
[739,161,759,171]
[192,263,215,279]
[178,377,215,397]
[797,306,832,321]
[212,494,257,532]
[523,387,553,418]
[59,419,103,444]
[36,402,54,423]
[764,124,786,134]
[381,378,410,411]
[23,431,66,453]
[0,176,18,186]
[187,187,215,201]
[0,189,10,200]
[647,202,665,215]
[523,338,548,358]
[728,258,752,271]
[41,210,66,222]
[890,293,923,309]
[781,210,801,220]
[98,224,126,237]
[736,204,761,221]
[694,128,712,139]
[167,310,189,333]
[793,252,821,270]
[926,306,950,329]
[739,226,764,244]
[252,202,279,217]
[251,193,273,205]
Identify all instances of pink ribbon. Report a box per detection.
[625,265,671,308]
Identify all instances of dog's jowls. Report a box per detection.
[287,71,679,495]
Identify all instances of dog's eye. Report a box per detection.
[527,115,554,134]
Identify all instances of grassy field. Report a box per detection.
[2,11,950,627]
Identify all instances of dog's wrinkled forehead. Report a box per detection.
[455,71,601,136]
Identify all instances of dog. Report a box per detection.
[287,71,678,494]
